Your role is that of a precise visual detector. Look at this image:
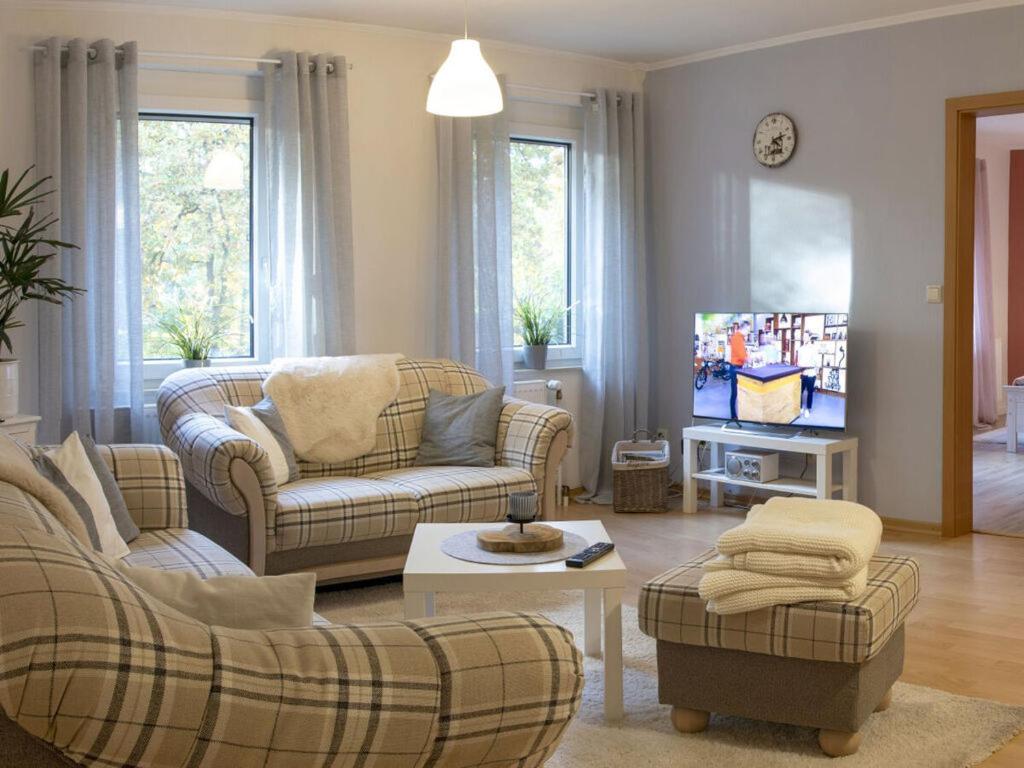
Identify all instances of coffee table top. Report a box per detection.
[403,520,627,592]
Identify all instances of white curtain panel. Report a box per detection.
[579,89,650,500]
[262,52,355,357]
[434,83,515,389]
[973,158,997,426]
[33,38,144,444]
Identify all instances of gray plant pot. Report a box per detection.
[183,359,211,368]
[521,345,548,370]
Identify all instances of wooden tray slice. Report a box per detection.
[476,523,564,553]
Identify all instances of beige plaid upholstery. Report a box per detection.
[367,466,536,523]
[275,477,420,551]
[124,529,255,577]
[0,473,583,767]
[95,444,188,529]
[639,549,920,664]
[157,358,574,552]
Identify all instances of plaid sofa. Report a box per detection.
[157,358,574,580]
[0,444,584,767]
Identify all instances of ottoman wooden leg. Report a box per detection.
[875,687,893,712]
[818,729,862,757]
[670,707,710,733]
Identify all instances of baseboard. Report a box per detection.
[879,516,942,535]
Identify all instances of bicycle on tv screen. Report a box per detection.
[692,312,848,430]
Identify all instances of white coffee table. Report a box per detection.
[403,520,627,721]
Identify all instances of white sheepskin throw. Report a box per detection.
[263,354,403,463]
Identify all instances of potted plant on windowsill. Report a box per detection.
[516,295,564,371]
[0,168,83,417]
[157,306,232,368]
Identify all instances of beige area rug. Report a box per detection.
[317,581,1024,767]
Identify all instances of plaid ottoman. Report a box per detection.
[639,550,920,757]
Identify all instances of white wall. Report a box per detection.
[646,5,1024,525]
[0,1,640,486]
[976,119,1021,415]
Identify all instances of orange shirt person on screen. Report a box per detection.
[729,328,748,367]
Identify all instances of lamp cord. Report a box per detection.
[464,0,468,39]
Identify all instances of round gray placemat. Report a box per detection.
[440,529,590,565]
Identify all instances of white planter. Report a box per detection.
[0,359,19,417]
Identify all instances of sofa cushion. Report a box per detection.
[639,549,920,664]
[415,386,505,467]
[274,477,420,552]
[366,466,535,523]
[124,528,255,578]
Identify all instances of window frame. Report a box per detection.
[137,97,266,386]
[509,122,582,365]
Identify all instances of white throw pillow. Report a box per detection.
[46,432,130,559]
[111,560,316,629]
[225,404,291,486]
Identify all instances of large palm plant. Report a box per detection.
[0,168,82,356]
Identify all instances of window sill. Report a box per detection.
[514,359,583,376]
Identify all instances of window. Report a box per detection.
[139,114,254,361]
[510,135,574,351]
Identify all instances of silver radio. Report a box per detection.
[724,450,779,483]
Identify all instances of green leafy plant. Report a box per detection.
[0,168,82,356]
[515,295,565,347]
[156,306,234,361]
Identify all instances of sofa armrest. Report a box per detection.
[164,412,279,525]
[406,612,583,765]
[498,398,574,517]
[201,612,581,766]
[95,444,188,529]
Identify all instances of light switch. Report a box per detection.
[926,285,943,304]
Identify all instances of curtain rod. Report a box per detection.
[29,46,354,74]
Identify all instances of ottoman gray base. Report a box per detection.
[656,625,904,733]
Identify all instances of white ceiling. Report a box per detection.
[56,0,1020,65]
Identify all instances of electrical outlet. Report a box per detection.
[655,427,669,440]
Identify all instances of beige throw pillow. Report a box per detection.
[46,432,130,559]
[114,562,317,629]
[225,405,292,486]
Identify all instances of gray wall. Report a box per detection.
[646,6,1024,524]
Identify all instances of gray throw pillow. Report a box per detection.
[415,386,505,467]
[79,434,140,543]
[250,396,300,482]
[32,454,103,551]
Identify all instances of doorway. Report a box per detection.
[944,90,1024,537]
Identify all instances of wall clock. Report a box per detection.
[753,112,797,168]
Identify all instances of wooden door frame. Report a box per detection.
[943,90,1024,536]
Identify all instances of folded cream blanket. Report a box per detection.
[706,581,867,615]
[263,354,403,464]
[699,566,867,601]
[714,497,882,579]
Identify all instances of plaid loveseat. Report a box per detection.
[157,358,574,579]
[0,444,584,767]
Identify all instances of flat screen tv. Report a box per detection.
[693,312,848,430]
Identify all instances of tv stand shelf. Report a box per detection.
[682,425,858,514]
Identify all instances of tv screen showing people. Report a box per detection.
[693,312,848,429]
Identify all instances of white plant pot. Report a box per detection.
[0,359,19,417]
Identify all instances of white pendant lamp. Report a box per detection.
[426,1,503,117]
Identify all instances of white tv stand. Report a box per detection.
[682,425,858,515]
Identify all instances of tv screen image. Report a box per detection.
[692,312,848,430]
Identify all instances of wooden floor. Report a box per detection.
[973,442,1024,536]
[560,499,1024,766]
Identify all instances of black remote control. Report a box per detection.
[566,542,615,568]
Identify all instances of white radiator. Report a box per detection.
[513,379,562,406]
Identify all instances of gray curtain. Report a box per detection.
[579,89,650,500]
[33,38,144,444]
[434,82,514,388]
[262,51,354,357]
